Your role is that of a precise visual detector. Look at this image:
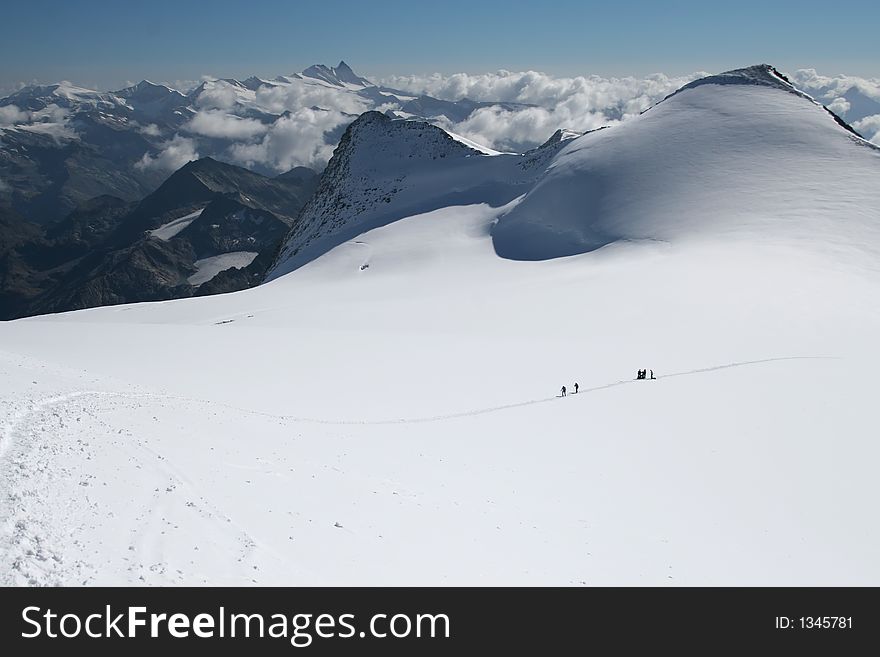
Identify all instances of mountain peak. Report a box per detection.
[493,63,880,262]
[301,61,371,87]
[657,64,867,139]
[135,80,164,89]
[242,76,275,91]
[115,79,185,104]
[178,156,225,174]
[539,128,584,148]
[673,64,797,96]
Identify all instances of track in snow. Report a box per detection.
[1,356,837,435]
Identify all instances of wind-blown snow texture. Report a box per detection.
[2,65,880,586]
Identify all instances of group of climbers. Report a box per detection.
[560,382,579,397]
[561,368,656,397]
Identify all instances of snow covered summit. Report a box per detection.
[491,64,880,260]
[301,61,372,87]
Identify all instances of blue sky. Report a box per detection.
[1,0,877,92]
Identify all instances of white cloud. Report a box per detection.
[826,97,851,116]
[378,69,701,151]
[31,103,70,124]
[135,134,199,172]
[439,105,612,152]
[185,110,268,139]
[20,66,873,176]
[380,69,698,107]
[18,122,78,141]
[138,123,162,137]
[791,69,880,103]
[254,80,368,115]
[228,107,350,172]
[2,69,708,168]
[138,76,370,170]
[163,79,201,94]
[193,80,241,110]
[852,114,880,144]
[2,102,77,141]
[0,104,29,126]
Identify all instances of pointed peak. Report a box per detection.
[177,156,222,174]
[301,61,372,87]
[540,128,584,148]
[242,76,276,91]
[115,79,185,101]
[334,61,372,87]
[302,64,341,86]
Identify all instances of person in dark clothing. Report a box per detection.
[650,369,655,380]
[636,369,644,380]
[574,382,579,394]
[561,385,567,397]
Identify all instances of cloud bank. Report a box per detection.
[852,114,880,144]
[136,135,199,172]
[790,69,880,103]
[5,66,879,177]
[0,105,29,126]
[186,110,268,140]
[379,70,702,151]
[229,107,350,171]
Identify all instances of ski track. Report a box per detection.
[113,355,847,424]
[1,356,837,436]
[0,354,836,585]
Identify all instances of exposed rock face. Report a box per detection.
[267,112,570,280]
[0,159,318,319]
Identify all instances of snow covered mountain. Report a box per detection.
[272,65,878,274]
[2,65,879,587]
[268,112,575,278]
[114,80,192,122]
[493,65,880,260]
[302,61,372,87]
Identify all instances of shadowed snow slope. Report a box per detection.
[493,65,880,260]
[266,111,566,279]
[2,66,880,586]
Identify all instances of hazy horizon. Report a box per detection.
[1,0,878,94]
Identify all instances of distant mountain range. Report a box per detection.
[0,61,533,226]
[3,60,875,229]
[1,62,877,321]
